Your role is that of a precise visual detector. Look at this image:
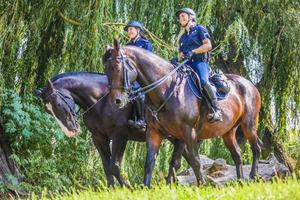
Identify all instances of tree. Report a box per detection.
[0,118,26,196]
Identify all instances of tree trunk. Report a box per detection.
[0,119,26,197]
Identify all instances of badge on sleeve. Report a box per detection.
[181,43,183,46]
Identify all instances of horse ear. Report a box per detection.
[46,78,54,94]
[113,38,120,51]
[105,43,111,52]
[33,89,43,99]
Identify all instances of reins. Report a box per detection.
[129,59,189,100]
[43,89,109,119]
[106,47,189,126]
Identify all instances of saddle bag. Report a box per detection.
[210,74,230,94]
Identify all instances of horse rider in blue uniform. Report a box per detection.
[173,8,222,123]
[124,21,153,132]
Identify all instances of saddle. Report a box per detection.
[189,67,231,96]
[172,62,230,99]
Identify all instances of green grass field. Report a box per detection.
[26,177,300,200]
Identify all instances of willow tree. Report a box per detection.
[198,0,300,171]
[0,0,299,188]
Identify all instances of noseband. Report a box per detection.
[43,89,108,119]
[43,89,78,117]
[106,48,137,92]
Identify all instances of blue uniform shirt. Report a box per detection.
[179,24,210,54]
[126,36,153,52]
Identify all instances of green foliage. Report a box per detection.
[286,130,300,171]
[199,137,253,166]
[0,89,103,193]
[0,174,19,194]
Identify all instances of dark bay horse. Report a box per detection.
[33,72,190,188]
[104,39,262,188]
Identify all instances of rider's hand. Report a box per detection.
[183,50,194,61]
[170,57,178,65]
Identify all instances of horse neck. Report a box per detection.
[132,50,178,106]
[53,76,109,109]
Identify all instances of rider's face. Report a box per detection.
[179,13,190,26]
[127,26,138,39]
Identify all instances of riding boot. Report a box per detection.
[203,83,222,123]
[134,96,146,132]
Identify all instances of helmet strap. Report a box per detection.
[183,14,190,28]
[133,28,140,42]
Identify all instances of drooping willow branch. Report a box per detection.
[102,23,174,52]
[56,9,84,27]
[54,16,173,51]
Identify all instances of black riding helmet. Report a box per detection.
[176,8,197,25]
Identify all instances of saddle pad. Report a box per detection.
[187,76,229,99]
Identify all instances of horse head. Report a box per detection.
[33,78,80,137]
[103,38,137,108]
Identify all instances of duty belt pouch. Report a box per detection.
[210,74,230,94]
[200,52,210,62]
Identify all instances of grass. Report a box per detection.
[24,177,300,200]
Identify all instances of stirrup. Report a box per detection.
[135,119,147,132]
[207,109,222,123]
[128,117,137,129]
[138,126,146,132]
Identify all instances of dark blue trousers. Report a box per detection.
[187,58,210,87]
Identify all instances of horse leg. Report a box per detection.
[167,137,191,165]
[240,120,261,179]
[165,138,186,184]
[222,126,244,179]
[110,134,130,188]
[143,130,164,188]
[92,136,114,187]
[183,127,206,187]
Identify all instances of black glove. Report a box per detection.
[170,57,178,66]
[183,50,194,61]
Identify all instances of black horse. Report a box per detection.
[33,72,190,188]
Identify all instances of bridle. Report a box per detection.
[43,89,108,119]
[106,47,189,121]
[106,47,192,136]
[106,48,137,93]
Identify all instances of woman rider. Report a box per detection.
[175,8,222,123]
[124,21,153,132]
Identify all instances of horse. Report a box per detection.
[33,72,191,188]
[103,38,262,188]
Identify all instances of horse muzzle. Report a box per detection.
[64,121,80,137]
[109,93,127,109]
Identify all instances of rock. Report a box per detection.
[177,154,290,186]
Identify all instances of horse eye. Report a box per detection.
[115,68,121,73]
[57,103,61,107]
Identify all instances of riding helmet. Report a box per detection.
[176,8,197,22]
[124,21,144,32]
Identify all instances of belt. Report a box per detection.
[192,53,204,59]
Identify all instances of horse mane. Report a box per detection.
[42,72,106,97]
[103,46,172,68]
[50,72,105,83]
